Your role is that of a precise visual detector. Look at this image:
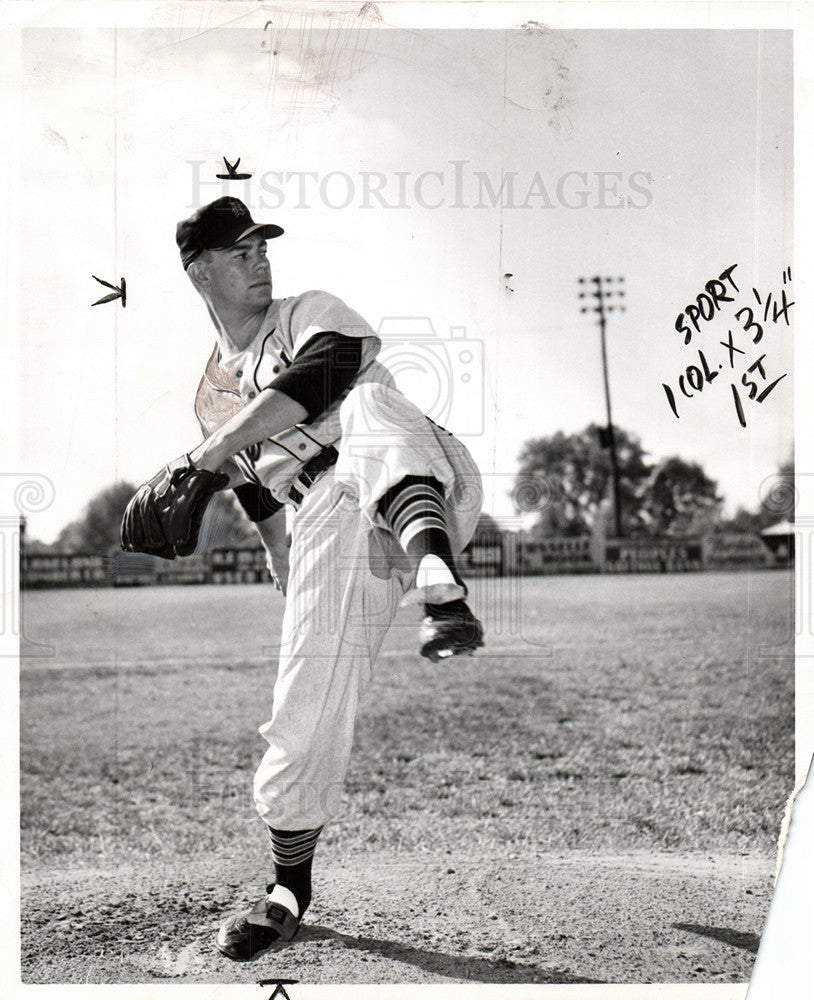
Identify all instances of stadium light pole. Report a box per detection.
[578,275,626,538]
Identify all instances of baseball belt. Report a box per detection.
[287,445,339,507]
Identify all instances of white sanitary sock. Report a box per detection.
[398,554,466,607]
[267,884,300,919]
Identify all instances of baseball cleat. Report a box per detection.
[420,598,485,662]
[216,885,301,961]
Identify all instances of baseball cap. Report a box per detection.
[176,196,284,269]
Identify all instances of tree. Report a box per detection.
[57,481,139,553]
[717,505,755,534]
[644,457,722,535]
[20,534,54,554]
[514,424,652,536]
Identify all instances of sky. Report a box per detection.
[15,13,794,541]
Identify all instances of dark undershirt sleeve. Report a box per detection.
[232,482,284,522]
[230,333,364,521]
[266,331,364,422]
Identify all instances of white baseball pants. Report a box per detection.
[252,383,481,830]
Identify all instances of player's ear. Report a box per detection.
[187,257,210,289]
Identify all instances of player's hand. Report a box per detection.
[267,549,290,596]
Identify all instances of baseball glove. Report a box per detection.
[120,454,230,560]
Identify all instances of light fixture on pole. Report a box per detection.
[578,275,626,538]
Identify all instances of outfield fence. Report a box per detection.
[21,530,784,589]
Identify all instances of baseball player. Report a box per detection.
[123,196,484,960]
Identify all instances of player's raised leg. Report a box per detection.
[333,381,485,661]
[377,474,484,661]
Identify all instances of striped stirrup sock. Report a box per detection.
[377,475,465,596]
[267,826,323,916]
[268,826,322,866]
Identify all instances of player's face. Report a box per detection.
[206,233,273,313]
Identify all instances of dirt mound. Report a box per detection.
[21,846,772,985]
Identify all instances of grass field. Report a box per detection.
[21,570,794,864]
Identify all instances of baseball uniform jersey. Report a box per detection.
[195,289,482,829]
